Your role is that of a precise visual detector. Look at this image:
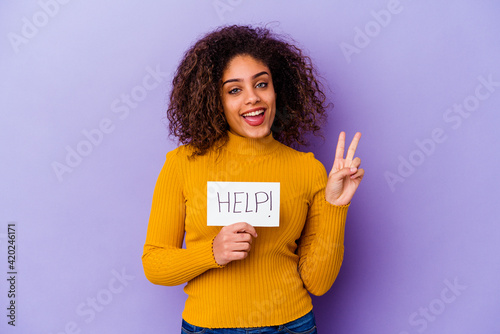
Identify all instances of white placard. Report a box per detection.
[207,182,280,227]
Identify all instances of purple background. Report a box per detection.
[1,1,499,333]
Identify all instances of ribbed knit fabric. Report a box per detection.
[142,131,349,328]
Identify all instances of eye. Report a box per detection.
[228,88,241,94]
[256,82,268,88]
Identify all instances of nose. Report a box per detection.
[245,88,260,105]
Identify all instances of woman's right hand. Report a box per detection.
[213,222,258,266]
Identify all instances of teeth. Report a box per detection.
[243,109,264,117]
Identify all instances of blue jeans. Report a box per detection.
[181,310,317,333]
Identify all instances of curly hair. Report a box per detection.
[167,25,329,156]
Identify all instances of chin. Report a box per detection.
[243,128,271,139]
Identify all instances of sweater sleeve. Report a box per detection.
[297,158,350,296]
[142,150,222,286]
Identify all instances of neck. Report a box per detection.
[222,130,280,155]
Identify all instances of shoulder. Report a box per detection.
[276,143,327,177]
[165,143,215,168]
[279,143,325,167]
[166,144,194,160]
[162,145,191,173]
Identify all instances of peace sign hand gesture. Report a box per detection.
[325,132,364,206]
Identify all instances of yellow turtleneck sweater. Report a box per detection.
[142,131,349,328]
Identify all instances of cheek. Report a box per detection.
[268,93,277,111]
[224,102,238,118]
[222,101,240,123]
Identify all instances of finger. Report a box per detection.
[227,222,258,237]
[350,168,365,180]
[235,232,253,244]
[230,251,249,261]
[330,166,357,181]
[351,157,361,168]
[230,241,252,252]
[334,132,346,161]
[345,132,361,165]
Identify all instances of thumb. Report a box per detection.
[228,222,258,238]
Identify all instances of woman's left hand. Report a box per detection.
[325,131,365,206]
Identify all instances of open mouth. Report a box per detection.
[242,109,266,126]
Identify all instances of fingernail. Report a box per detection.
[350,167,357,172]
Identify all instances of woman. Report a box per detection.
[142,25,364,333]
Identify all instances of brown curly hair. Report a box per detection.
[167,25,329,156]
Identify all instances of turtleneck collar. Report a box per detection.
[222,130,281,156]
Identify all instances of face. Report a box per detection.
[220,55,276,139]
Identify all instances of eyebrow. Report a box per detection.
[221,71,269,87]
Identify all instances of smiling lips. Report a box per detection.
[242,108,266,126]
